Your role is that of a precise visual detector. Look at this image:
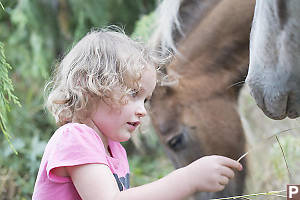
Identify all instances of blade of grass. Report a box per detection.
[275,135,292,182]
[237,126,300,163]
[210,190,286,200]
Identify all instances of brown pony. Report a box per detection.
[149,0,255,199]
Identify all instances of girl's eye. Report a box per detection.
[131,89,139,97]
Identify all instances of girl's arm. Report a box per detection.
[67,163,192,200]
[67,155,243,200]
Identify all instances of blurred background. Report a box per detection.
[1,0,299,200]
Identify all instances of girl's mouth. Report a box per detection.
[127,121,140,127]
[126,121,140,131]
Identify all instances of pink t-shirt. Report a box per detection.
[32,123,130,200]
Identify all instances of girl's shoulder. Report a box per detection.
[57,122,95,133]
[49,122,106,151]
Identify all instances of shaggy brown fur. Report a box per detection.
[150,0,255,199]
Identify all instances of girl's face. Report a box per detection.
[91,67,157,142]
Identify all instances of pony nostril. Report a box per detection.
[287,109,299,119]
[167,134,186,151]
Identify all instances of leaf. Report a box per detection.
[0,2,4,11]
[0,42,20,153]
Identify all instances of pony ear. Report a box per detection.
[152,84,175,101]
[157,68,179,88]
[164,85,175,95]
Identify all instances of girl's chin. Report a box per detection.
[114,134,131,142]
[120,135,131,142]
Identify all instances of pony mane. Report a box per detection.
[150,0,221,56]
[149,0,183,55]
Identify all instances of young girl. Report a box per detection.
[32,28,243,200]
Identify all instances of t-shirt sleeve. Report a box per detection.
[46,125,109,183]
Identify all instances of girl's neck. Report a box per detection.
[72,118,110,155]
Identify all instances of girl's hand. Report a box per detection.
[183,155,243,192]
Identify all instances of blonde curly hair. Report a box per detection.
[45,27,166,126]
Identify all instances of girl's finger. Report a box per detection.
[219,156,243,171]
[218,176,229,185]
[219,166,235,179]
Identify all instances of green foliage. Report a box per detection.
[0,2,4,10]
[131,11,156,42]
[129,147,173,187]
[0,42,20,151]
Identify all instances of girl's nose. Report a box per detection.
[135,103,147,118]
